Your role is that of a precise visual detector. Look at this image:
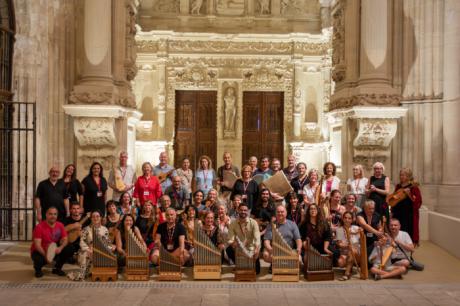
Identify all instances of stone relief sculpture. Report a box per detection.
[224,87,237,133]
[258,0,270,15]
[216,0,244,15]
[153,0,179,13]
[191,0,203,15]
[281,0,319,16]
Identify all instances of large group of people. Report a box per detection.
[32,151,423,281]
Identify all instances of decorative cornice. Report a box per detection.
[329,94,401,111]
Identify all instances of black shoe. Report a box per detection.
[35,270,44,278]
[52,269,66,276]
[268,264,272,274]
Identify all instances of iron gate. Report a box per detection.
[0,101,36,241]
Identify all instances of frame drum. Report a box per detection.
[46,242,57,263]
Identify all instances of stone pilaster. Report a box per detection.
[67,0,139,172]
[329,0,405,177]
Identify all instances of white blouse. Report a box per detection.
[346,177,369,195]
[303,184,318,203]
[321,176,341,195]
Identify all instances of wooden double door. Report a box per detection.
[174,90,283,170]
[174,90,217,170]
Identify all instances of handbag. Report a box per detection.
[396,242,424,271]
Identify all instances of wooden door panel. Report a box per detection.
[242,91,283,164]
[174,91,217,170]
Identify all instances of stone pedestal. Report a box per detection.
[327,106,407,179]
[63,105,141,176]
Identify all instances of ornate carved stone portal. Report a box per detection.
[135,29,332,169]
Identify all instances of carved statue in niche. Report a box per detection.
[258,0,270,15]
[191,0,203,15]
[224,87,237,133]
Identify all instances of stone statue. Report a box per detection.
[224,87,237,132]
[191,0,203,15]
[258,0,270,15]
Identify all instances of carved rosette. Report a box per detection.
[352,119,397,169]
[331,0,345,83]
[329,94,401,111]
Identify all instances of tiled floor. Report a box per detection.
[0,241,459,305]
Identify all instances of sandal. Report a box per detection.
[338,274,350,281]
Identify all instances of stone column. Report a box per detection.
[329,0,405,177]
[67,0,139,173]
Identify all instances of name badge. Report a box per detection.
[242,195,247,200]
[167,244,174,251]
[143,191,150,196]
[97,191,103,197]
[298,190,304,195]
[366,233,374,238]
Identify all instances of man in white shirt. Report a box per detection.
[108,151,137,202]
[389,218,415,268]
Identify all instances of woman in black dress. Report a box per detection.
[61,164,83,205]
[81,162,108,216]
[231,164,259,211]
[366,162,390,218]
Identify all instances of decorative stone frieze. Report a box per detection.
[137,39,330,57]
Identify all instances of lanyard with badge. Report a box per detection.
[167,224,175,250]
[143,176,151,198]
[94,177,103,197]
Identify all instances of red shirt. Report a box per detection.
[133,175,163,206]
[30,221,67,254]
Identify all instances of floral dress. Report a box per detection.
[68,225,112,281]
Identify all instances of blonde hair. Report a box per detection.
[241,164,252,173]
[372,162,385,172]
[308,168,319,178]
[198,155,213,170]
[363,199,376,209]
[400,167,414,181]
[353,164,364,178]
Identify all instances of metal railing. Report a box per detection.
[0,101,36,240]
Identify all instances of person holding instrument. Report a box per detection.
[30,207,73,278]
[320,162,340,199]
[356,200,383,256]
[335,211,363,281]
[369,234,406,281]
[151,208,190,266]
[390,168,422,245]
